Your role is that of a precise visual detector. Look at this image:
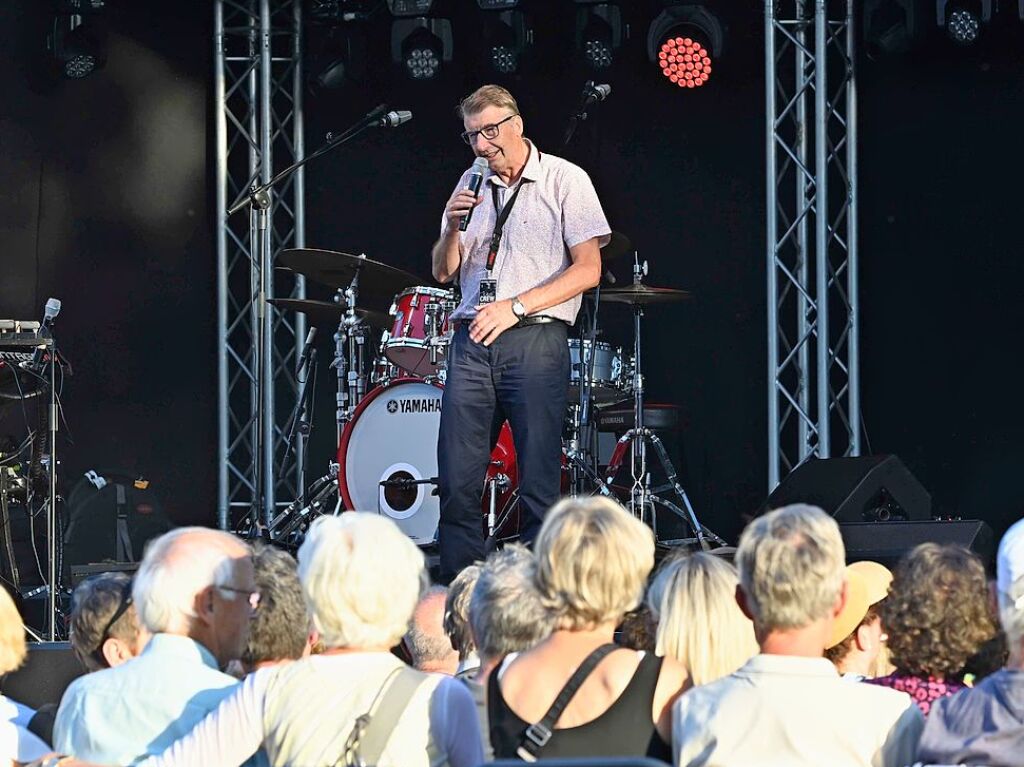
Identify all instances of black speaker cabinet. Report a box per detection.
[760,455,931,523]
[0,642,84,709]
[840,520,995,571]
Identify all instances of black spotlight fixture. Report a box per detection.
[391,17,453,81]
[646,4,723,90]
[862,0,918,57]
[309,25,368,93]
[937,0,992,45]
[477,1,532,75]
[574,2,624,71]
[48,13,106,79]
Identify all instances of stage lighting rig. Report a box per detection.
[574,2,624,71]
[48,13,106,79]
[936,0,991,45]
[391,17,452,80]
[478,6,532,75]
[309,25,368,92]
[387,0,434,17]
[862,0,919,57]
[647,4,722,89]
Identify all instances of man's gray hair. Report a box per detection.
[406,586,456,668]
[242,544,310,667]
[470,544,553,661]
[133,527,251,634]
[444,565,481,662]
[736,504,846,632]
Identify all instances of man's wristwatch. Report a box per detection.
[511,297,528,319]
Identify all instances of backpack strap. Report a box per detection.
[352,666,433,766]
[516,643,619,762]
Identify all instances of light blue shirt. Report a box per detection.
[54,633,243,765]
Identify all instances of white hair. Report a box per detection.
[297,513,427,650]
[1000,577,1024,654]
[132,527,250,634]
[736,504,846,632]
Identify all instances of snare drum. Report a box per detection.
[382,286,455,377]
[568,339,628,405]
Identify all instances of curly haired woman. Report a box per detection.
[868,543,997,715]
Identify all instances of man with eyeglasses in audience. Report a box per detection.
[432,84,611,582]
[69,572,150,672]
[53,527,258,766]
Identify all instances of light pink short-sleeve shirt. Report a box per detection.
[441,141,611,324]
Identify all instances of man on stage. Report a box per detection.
[432,84,610,582]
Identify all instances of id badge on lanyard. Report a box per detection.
[479,181,524,305]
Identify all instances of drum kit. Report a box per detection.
[266,236,724,550]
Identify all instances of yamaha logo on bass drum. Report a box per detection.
[386,397,442,415]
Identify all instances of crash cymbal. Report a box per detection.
[587,283,693,305]
[600,231,633,261]
[277,248,423,302]
[267,298,390,329]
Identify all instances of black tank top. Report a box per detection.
[487,651,672,762]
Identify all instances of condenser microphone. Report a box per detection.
[374,110,412,128]
[458,156,489,232]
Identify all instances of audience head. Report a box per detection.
[470,543,553,666]
[997,518,1024,664]
[297,512,427,651]
[535,497,654,631]
[824,561,892,676]
[647,552,757,685]
[880,542,996,680]
[736,504,846,636]
[0,587,26,676]
[132,527,255,668]
[405,586,459,675]
[444,564,481,663]
[69,572,150,672]
[240,544,311,672]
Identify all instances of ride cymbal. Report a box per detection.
[266,298,390,329]
[277,248,423,303]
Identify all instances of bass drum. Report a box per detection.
[337,378,518,545]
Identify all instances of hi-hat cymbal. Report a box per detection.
[600,231,633,261]
[267,298,390,329]
[586,283,693,305]
[277,248,423,302]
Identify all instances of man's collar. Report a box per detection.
[739,653,840,677]
[142,632,221,671]
[488,139,541,188]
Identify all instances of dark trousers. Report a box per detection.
[437,322,569,582]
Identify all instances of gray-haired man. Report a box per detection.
[432,84,610,581]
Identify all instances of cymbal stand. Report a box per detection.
[604,257,724,550]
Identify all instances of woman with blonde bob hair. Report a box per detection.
[488,497,688,762]
[77,513,484,767]
[646,552,758,686]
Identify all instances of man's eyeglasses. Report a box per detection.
[90,581,134,666]
[217,585,261,612]
[461,113,518,145]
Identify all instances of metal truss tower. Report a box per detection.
[765,0,860,489]
[214,0,306,530]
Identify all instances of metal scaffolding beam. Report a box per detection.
[215,0,306,530]
[766,0,860,489]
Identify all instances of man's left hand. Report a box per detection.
[470,299,520,346]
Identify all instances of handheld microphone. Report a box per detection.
[459,157,489,232]
[583,82,611,107]
[373,110,412,128]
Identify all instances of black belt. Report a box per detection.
[452,315,567,331]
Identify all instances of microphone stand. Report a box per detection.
[563,81,602,148]
[226,104,390,535]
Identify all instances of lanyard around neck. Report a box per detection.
[485,181,525,272]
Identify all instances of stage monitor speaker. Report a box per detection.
[760,455,931,523]
[0,641,84,709]
[840,520,995,571]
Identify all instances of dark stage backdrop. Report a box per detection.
[1,2,1022,541]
